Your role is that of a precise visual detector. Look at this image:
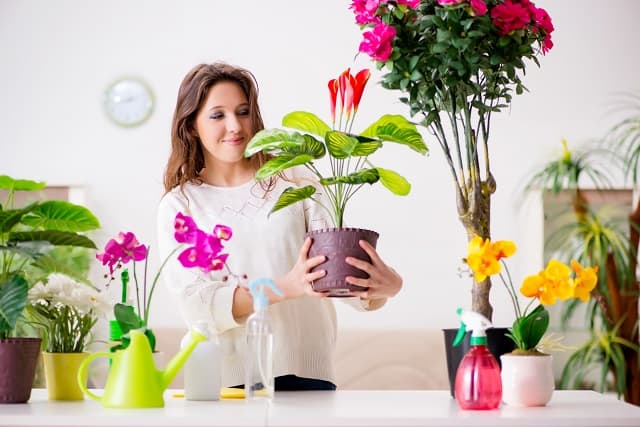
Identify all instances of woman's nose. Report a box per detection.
[226,114,242,132]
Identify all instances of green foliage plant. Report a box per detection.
[244,67,428,228]
[0,175,100,340]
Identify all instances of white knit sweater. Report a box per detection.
[157,172,353,387]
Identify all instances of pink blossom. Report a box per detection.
[398,0,421,9]
[350,0,382,25]
[359,22,396,62]
[174,212,198,243]
[490,0,532,35]
[532,6,554,54]
[213,224,233,241]
[470,0,487,16]
[437,0,465,5]
[96,231,147,275]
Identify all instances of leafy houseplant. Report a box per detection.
[525,95,640,405]
[245,68,428,295]
[351,0,554,319]
[0,175,100,403]
[97,212,233,352]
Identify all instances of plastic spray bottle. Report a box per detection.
[245,278,283,401]
[180,320,221,401]
[453,308,502,410]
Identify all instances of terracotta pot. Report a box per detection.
[500,353,554,407]
[0,337,42,403]
[307,228,379,297]
[42,352,89,400]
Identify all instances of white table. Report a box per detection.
[1,389,639,427]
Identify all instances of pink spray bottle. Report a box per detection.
[453,308,502,410]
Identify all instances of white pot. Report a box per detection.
[500,353,554,407]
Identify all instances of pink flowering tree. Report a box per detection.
[351,0,554,320]
[97,212,232,351]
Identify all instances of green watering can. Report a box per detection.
[77,327,206,408]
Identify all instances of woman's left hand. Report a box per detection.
[345,240,402,301]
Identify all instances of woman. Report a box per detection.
[157,62,402,390]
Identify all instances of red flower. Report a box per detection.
[490,0,532,35]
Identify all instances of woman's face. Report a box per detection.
[194,81,253,167]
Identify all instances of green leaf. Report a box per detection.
[0,275,28,337]
[361,115,428,154]
[282,111,331,137]
[244,129,304,157]
[320,169,380,186]
[114,303,143,334]
[9,230,97,249]
[0,175,47,191]
[0,204,38,233]
[270,186,316,215]
[377,168,411,195]
[518,305,549,350]
[286,134,326,159]
[255,154,314,180]
[326,131,358,159]
[22,201,100,232]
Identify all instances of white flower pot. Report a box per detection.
[500,353,554,407]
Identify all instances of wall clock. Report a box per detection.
[104,78,154,127]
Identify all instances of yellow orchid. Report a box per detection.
[464,235,598,352]
[570,260,599,302]
[466,236,516,282]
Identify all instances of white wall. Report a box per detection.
[1,0,639,332]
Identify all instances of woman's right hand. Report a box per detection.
[273,237,327,301]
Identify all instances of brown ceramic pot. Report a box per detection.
[0,337,42,403]
[307,227,379,297]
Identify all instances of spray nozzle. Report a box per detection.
[247,278,283,311]
[453,307,493,347]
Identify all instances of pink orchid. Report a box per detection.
[96,231,147,275]
[174,212,199,243]
[213,224,233,241]
[359,22,396,62]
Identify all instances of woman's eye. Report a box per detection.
[210,113,223,120]
[238,109,250,116]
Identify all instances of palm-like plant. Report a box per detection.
[525,98,640,405]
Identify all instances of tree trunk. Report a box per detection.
[458,183,493,321]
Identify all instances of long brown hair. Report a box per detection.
[163,62,272,193]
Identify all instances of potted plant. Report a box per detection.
[524,96,640,405]
[462,235,598,406]
[350,0,554,319]
[244,68,428,295]
[0,175,100,403]
[28,273,110,400]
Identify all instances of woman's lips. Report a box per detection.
[224,137,245,145]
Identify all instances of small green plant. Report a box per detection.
[0,175,100,340]
[244,68,428,228]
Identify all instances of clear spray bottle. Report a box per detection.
[453,308,502,410]
[245,278,283,401]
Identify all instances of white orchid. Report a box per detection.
[28,273,112,352]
